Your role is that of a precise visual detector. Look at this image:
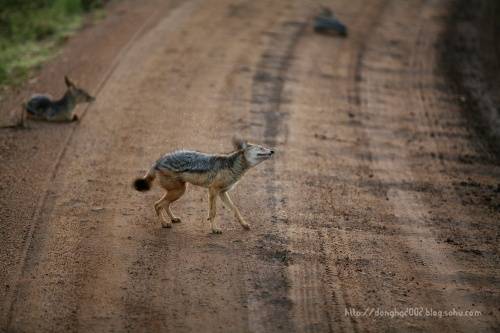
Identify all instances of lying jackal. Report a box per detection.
[133,138,274,233]
[24,76,94,122]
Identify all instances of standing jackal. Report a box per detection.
[133,138,274,233]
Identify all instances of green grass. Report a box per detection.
[0,0,103,86]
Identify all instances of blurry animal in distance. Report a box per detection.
[23,76,95,123]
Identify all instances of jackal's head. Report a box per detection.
[233,137,274,167]
[65,76,95,103]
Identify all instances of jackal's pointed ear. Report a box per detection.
[232,136,248,150]
[64,76,75,88]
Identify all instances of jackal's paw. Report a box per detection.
[211,228,223,234]
[162,222,172,228]
[171,217,182,223]
[241,223,251,230]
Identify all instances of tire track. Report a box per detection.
[6,3,198,332]
[278,1,390,332]
[317,1,390,331]
[244,1,392,332]
[358,0,499,331]
[243,15,308,332]
[257,0,390,332]
[358,2,462,330]
[409,1,500,324]
[1,2,181,330]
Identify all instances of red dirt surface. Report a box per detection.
[1,0,498,332]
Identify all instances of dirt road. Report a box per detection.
[1,0,499,332]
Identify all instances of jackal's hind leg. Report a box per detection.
[154,193,171,227]
[154,193,166,216]
[219,191,250,230]
[160,184,186,228]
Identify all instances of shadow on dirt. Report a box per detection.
[440,0,500,160]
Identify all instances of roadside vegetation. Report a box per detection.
[0,0,105,87]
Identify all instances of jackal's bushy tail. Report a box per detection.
[133,165,156,192]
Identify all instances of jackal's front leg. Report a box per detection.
[208,189,221,234]
[219,191,250,230]
[20,107,29,128]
